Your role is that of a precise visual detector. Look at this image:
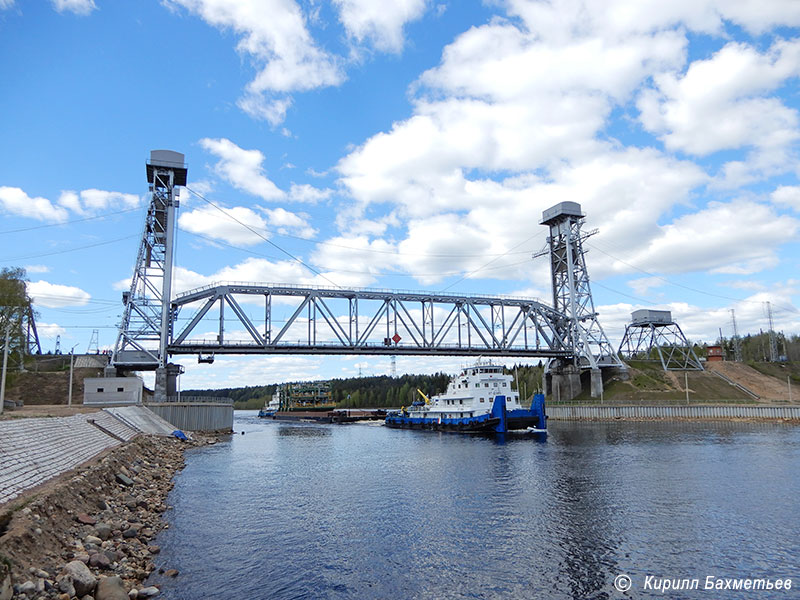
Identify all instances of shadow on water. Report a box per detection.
[276,424,332,438]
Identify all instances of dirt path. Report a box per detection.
[0,405,100,421]
[704,362,793,402]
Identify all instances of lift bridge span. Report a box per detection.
[112,150,624,400]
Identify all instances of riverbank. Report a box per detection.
[0,433,219,599]
[546,403,800,422]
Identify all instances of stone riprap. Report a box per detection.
[0,407,174,506]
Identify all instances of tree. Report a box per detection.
[0,267,35,359]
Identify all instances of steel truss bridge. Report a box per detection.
[168,283,572,358]
[112,150,624,399]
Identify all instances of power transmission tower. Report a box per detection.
[730,309,742,362]
[390,355,396,377]
[766,301,778,362]
[87,329,99,354]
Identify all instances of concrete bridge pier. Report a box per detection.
[545,363,583,402]
[154,363,183,402]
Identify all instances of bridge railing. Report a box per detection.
[174,281,546,304]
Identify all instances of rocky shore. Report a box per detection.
[0,434,218,599]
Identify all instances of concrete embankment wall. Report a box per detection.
[145,398,233,432]
[548,405,800,421]
[0,407,175,507]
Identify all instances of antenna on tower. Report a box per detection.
[730,309,742,362]
[765,301,778,362]
[55,334,61,355]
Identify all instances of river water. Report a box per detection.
[150,412,800,599]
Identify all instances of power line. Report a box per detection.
[587,241,800,314]
[0,234,137,263]
[184,186,341,288]
[0,207,140,235]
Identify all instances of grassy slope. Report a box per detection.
[554,360,755,405]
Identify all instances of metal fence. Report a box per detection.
[145,396,233,431]
[547,405,800,421]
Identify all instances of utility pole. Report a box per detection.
[730,309,742,362]
[68,344,78,406]
[0,321,10,415]
[685,371,690,405]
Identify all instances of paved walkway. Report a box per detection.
[0,407,176,506]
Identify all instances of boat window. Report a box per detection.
[460,399,463,405]
[484,383,489,387]
[480,398,484,402]
[502,382,507,387]
[475,383,480,388]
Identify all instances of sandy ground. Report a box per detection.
[0,404,101,421]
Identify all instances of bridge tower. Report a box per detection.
[112,150,187,400]
[540,202,625,398]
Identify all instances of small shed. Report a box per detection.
[707,345,724,362]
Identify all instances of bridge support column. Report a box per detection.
[154,363,183,403]
[590,368,603,398]
[545,362,582,402]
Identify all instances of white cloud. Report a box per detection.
[772,185,800,211]
[24,265,51,274]
[0,0,15,9]
[179,205,270,246]
[288,183,332,203]
[51,0,96,15]
[638,40,800,156]
[616,200,799,276]
[58,189,140,215]
[334,0,427,52]
[199,137,286,201]
[0,186,69,222]
[168,0,344,124]
[27,280,91,308]
[37,322,66,340]
[628,277,665,296]
[261,207,316,238]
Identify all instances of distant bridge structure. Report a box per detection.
[111,150,625,400]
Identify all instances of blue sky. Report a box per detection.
[2,0,800,389]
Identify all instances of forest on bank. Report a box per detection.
[183,363,547,410]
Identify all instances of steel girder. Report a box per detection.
[167,283,573,358]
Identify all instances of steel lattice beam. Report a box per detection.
[166,284,573,359]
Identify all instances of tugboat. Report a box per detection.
[257,391,280,418]
[385,361,546,434]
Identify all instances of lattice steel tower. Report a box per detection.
[618,310,703,370]
[541,202,624,370]
[113,150,186,388]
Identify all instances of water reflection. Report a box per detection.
[152,418,800,600]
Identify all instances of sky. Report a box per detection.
[2,0,800,390]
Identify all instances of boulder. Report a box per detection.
[137,586,160,598]
[115,473,134,487]
[58,560,97,597]
[95,523,112,540]
[89,552,112,569]
[77,513,97,525]
[95,577,129,600]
